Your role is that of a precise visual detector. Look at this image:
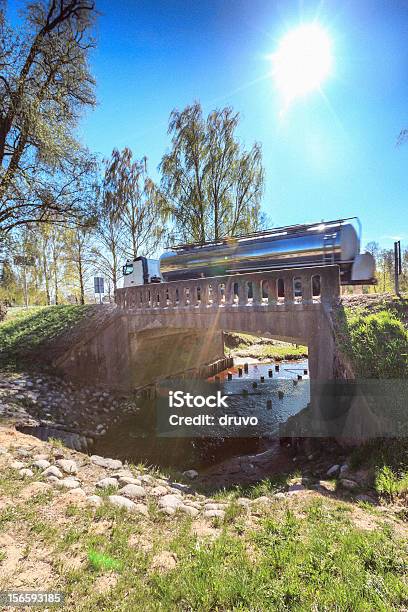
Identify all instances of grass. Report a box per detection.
[0,305,92,370]
[335,302,408,378]
[224,331,308,360]
[0,462,407,610]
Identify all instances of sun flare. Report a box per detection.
[272,23,333,105]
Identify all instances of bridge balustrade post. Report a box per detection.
[167,285,175,307]
[284,274,295,304]
[267,276,278,305]
[320,267,340,304]
[200,283,209,307]
[224,279,234,305]
[183,285,190,307]
[211,282,219,306]
[237,279,246,305]
[252,278,262,305]
[301,273,313,304]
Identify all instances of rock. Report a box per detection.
[66,488,86,499]
[58,478,80,490]
[42,466,63,479]
[237,497,251,506]
[356,494,376,504]
[90,455,122,470]
[118,484,146,499]
[287,483,306,495]
[179,505,199,517]
[158,494,183,511]
[133,503,149,517]
[56,459,78,475]
[96,477,119,490]
[204,503,224,510]
[326,464,340,478]
[32,459,51,470]
[203,509,225,519]
[87,495,103,508]
[315,480,336,492]
[15,448,31,458]
[139,474,153,485]
[10,460,26,469]
[118,476,142,487]
[161,506,176,515]
[33,453,49,461]
[340,479,359,491]
[0,446,8,455]
[274,492,286,499]
[150,486,169,497]
[170,482,192,494]
[183,469,198,480]
[46,476,60,484]
[108,495,136,512]
[340,464,349,477]
[19,468,34,478]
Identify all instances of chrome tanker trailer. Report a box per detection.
[122,218,376,287]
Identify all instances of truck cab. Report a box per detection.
[122,257,161,287]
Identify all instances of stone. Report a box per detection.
[108,495,137,512]
[87,495,103,508]
[66,488,86,499]
[42,466,63,479]
[287,483,306,495]
[19,468,34,478]
[33,453,49,461]
[150,486,168,497]
[340,479,359,491]
[15,448,31,458]
[32,459,51,470]
[139,474,153,485]
[56,459,78,475]
[203,509,225,519]
[133,503,149,517]
[326,464,340,478]
[356,494,376,504]
[96,477,119,490]
[170,482,192,494]
[90,455,123,470]
[158,494,183,511]
[118,476,142,487]
[119,484,146,499]
[183,470,198,480]
[204,503,224,511]
[58,478,80,490]
[274,492,286,499]
[46,476,60,484]
[0,446,8,455]
[340,464,349,477]
[10,461,25,470]
[237,497,251,506]
[179,505,199,517]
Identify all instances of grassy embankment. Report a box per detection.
[335,295,408,501]
[224,331,308,360]
[0,453,407,611]
[0,305,94,371]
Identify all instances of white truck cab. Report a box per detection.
[122,257,161,287]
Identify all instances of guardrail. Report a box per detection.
[115,266,340,311]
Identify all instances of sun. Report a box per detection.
[272,23,333,105]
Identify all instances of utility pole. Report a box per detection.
[394,240,402,296]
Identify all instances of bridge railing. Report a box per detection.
[115,265,340,311]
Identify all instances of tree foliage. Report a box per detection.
[0,0,97,233]
[160,102,264,243]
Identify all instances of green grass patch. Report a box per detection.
[0,305,92,370]
[335,305,408,378]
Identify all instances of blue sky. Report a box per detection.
[12,0,408,248]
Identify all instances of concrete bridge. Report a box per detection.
[114,265,340,384]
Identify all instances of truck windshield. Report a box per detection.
[123,263,133,276]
